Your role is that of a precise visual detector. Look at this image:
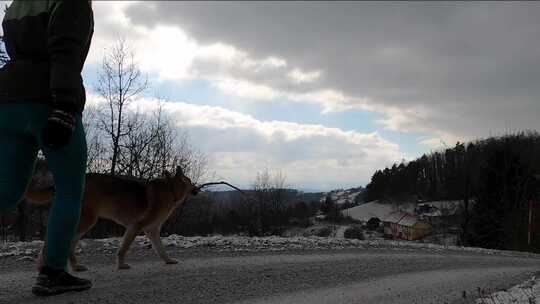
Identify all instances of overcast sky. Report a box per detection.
[2,2,540,191]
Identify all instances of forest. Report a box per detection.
[365,131,540,252]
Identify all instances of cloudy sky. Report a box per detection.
[3,2,540,191]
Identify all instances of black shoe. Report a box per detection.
[32,266,92,297]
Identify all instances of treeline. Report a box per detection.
[162,191,321,237]
[181,170,322,237]
[0,195,323,242]
[365,131,540,252]
[5,188,323,241]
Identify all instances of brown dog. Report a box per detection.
[26,166,199,271]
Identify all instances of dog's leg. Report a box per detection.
[69,233,88,272]
[117,224,141,270]
[70,210,97,272]
[144,227,178,265]
[37,242,45,272]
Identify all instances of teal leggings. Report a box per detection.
[0,103,86,270]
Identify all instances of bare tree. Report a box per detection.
[116,109,152,177]
[89,39,208,181]
[0,6,9,67]
[115,100,209,181]
[251,168,290,232]
[0,36,9,67]
[172,130,209,184]
[95,38,148,176]
[83,104,108,173]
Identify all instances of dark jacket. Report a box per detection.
[0,0,94,114]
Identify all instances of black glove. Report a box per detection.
[42,103,77,150]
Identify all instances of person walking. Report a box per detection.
[0,0,94,296]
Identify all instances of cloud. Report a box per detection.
[288,68,322,84]
[88,3,369,110]
[213,78,280,101]
[86,95,404,189]
[112,2,540,143]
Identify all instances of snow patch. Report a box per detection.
[475,275,540,304]
[3,236,540,260]
[0,240,41,259]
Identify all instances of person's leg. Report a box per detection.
[38,114,87,270]
[24,105,92,296]
[0,105,39,213]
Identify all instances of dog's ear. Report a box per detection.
[175,165,183,177]
[163,170,172,178]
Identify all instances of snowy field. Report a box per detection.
[341,200,403,222]
[342,199,463,222]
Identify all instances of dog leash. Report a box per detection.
[196,181,245,194]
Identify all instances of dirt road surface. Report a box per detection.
[1,248,538,304]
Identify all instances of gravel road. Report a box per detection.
[1,248,538,304]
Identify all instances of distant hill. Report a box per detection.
[202,186,365,209]
[202,189,325,207]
